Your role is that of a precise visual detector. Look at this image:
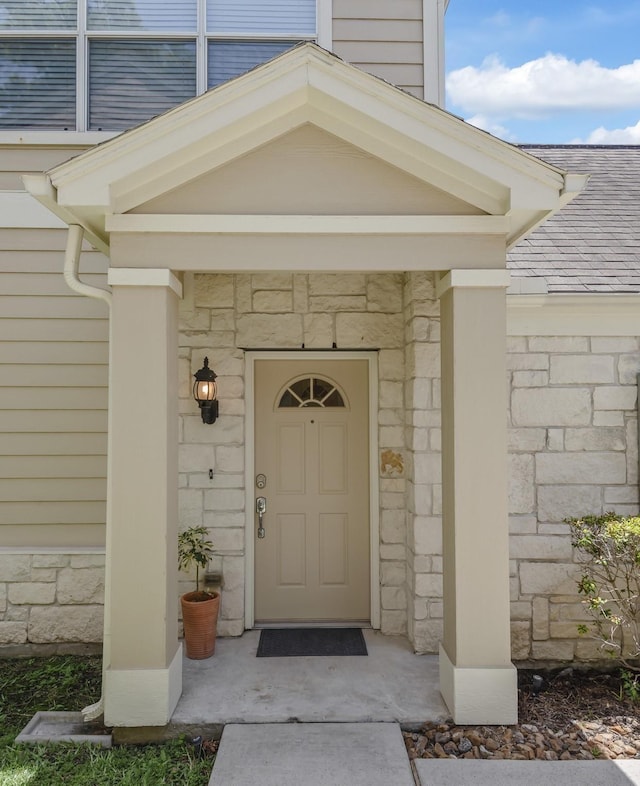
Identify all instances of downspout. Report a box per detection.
[64,224,112,306]
[64,224,112,723]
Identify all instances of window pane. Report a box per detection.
[208,40,295,87]
[88,0,196,31]
[89,39,196,130]
[0,39,76,128]
[0,1,77,29]
[208,0,315,34]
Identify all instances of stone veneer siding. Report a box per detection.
[0,551,104,655]
[2,272,639,661]
[178,271,408,637]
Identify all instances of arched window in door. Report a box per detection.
[277,375,347,409]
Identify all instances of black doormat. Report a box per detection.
[257,628,368,657]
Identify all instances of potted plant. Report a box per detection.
[178,525,220,659]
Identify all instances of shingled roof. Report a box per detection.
[508,146,640,293]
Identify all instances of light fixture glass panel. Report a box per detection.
[89,39,196,130]
[0,1,77,29]
[208,0,315,34]
[0,39,76,128]
[88,0,197,31]
[208,39,294,87]
[195,379,217,401]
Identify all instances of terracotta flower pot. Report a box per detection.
[181,590,220,659]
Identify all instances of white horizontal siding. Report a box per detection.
[0,410,108,432]
[0,296,109,319]
[0,147,88,190]
[0,432,107,456]
[0,188,108,546]
[332,0,424,98]
[0,501,106,525]
[0,341,109,364]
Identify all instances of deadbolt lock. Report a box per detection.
[256,474,266,489]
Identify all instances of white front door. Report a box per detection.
[254,358,370,623]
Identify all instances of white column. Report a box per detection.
[103,268,183,727]
[436,269,517,725]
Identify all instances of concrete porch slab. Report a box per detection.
[172,629,448,725]
[414,759,640,786]
[208,723,415,786]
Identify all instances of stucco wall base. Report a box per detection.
[439,644,518,725]
[104,644,183,727]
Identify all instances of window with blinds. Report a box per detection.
[0,0,316,131]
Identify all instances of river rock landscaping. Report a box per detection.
[404,667,640,762]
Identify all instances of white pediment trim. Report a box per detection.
[25,44,586,253]
[105,214,510,235]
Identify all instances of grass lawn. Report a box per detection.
[0,656,213,786]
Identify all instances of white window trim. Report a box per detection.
[244,350,380,630]
[423,0,445,106]
[317,0,332,50]
[1,0,324,134]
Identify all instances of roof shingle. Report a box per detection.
[508,146,640,293]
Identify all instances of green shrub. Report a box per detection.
[568,513,640,673]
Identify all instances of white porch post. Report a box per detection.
[436,269,517,725]
[103,268,182,727]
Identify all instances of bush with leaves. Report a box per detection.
[569,513,640,674]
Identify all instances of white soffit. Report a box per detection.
[26,44,582,251]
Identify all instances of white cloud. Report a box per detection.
[573,119,640,144]
[464,114,515,141]
[447,54,640,118]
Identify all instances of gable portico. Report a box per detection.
[25,44,584,727]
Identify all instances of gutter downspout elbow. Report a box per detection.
[63,223,111,723]
[64,224,112,306]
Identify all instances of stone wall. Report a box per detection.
[507,335,639,661]
[403,272,443,653]
[0,551,104,655]
[178,272,408,637]
[3,274,638,664]
[393,279,640,661]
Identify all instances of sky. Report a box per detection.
[445,0,640,144]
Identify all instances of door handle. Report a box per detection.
[256,496,266,539]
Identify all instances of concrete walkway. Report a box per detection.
[209,723,640,786]
[175,631,640,785]
[416,759,640,785]
[209,723,414,786]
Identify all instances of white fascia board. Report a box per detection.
[506,169,589,248]
[47,46,565,218]
[49,53,315,205]
[111,104,310,214]
[0,191,66,228]
[304,101,509,215]
[507,294,640,336]
[54,79,310,209]
[305,55,566,194]
[21,174,110,255]
[305,67,565,215]
[105,214,510,236]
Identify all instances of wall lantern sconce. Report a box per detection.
[193,357,218,424]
